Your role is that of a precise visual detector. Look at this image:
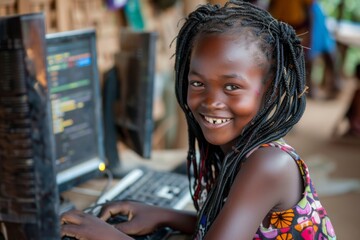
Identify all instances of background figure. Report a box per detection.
[310,1,341,99]
[268,0,315,97]
[332,63,360,138]
[345,63,360,137]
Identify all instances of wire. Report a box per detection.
[94,169,113,203]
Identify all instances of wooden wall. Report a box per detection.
[0,0,124,76]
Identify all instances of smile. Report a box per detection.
[203,115,231,125]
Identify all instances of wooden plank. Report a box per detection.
[0,0,16,16]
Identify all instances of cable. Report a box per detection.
[95,169,113,203]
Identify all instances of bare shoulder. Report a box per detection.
[241,145,303,210]
[244,145,298,177]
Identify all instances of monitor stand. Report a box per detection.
[102,67,130,178]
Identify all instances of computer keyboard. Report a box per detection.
[82,167,191,240]
[96,167,191,210]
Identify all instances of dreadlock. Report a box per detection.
[174,0,307,236]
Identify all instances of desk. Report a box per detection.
[62,148,194,240]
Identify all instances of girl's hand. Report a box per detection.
[98,201,166,236]
[61,210,133,240]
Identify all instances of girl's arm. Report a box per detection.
[204,147,302,240]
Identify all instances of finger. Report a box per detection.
[61,224,82,239]
[99,202,130,221]
[61,210,86,225]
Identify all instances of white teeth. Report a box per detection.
[204,116,230,125]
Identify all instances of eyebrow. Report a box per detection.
[221,73,247,81]
[189,70,249,83]
[188,70,202,77]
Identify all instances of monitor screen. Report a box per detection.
[46,29,105,193]
[103,29,157,177]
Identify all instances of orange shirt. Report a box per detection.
[268,0,313,27]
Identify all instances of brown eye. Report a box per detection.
[224,84,240,91]
[190,81,203,87]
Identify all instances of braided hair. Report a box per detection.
[174,0,307,235]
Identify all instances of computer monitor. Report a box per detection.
[0,13,60,239]
[46,29,106,193]
[103,29,157,177]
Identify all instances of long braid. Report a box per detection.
[174,0,307,236]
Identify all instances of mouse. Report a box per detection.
[62,236,77,240]
[106,215,128,225]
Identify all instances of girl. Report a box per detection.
[61,1,336,239]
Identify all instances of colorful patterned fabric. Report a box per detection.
[195,139,336,239]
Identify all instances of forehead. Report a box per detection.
[190,34,267,72]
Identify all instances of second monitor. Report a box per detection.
[103,29,157,177]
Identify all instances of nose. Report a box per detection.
[201,90,225,110]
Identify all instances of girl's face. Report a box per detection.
[187,34,269,153]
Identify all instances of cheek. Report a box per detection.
[232,95,261,116]
[187,91,198,112]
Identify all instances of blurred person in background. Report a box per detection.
[268,0,314,96]
[345,63,360,137]
[268,0,341,99]
[310,0,341,99]
[332,63,360,138]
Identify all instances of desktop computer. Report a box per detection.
[0,13,60,240]
[0,19,105,239]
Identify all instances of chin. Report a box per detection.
[203,135,228,147]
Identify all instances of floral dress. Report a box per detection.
[195,139,336,240]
